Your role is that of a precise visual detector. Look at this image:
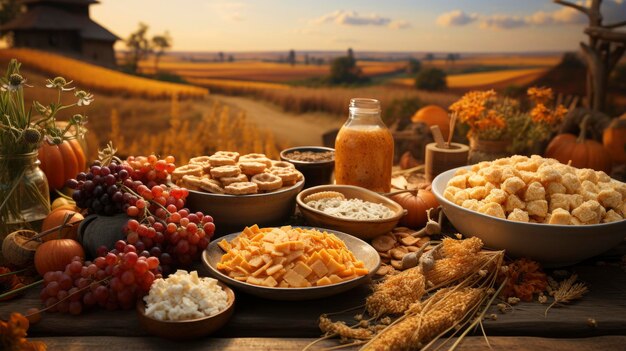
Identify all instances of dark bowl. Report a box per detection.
[280,146,335,189]
[136,281,235,340]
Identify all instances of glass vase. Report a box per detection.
[0,151,50,241]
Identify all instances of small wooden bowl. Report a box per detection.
[136,282,235,340]
[297,185,405,239]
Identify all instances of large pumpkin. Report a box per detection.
[38,138,86,190]
[603,114,626,165]
[545,116,612,173]
[41,209,84,242]
[34,239,84,276]
[391,189,439,228]
[411,105,450,139]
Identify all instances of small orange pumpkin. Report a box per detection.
[391,189,439,229]
[603,114,626,165]
[38,138,86,190]
[545,116,612,173]
[41,209,84,242]
[34,239,85,276]
[411,105,450,139]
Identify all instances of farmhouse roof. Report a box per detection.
[0,5,119,41]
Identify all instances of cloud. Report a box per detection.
[436,1,625,30]
[480,15,526,30]
[210,2,245,22]
[311,10,410,29]
[436,10,478,27]
[389,20,411,30]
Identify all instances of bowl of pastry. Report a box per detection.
[173,151,304,235]
[296,185,405,239]
[431,155,626,267]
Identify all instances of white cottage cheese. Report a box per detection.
[143,270,228,321]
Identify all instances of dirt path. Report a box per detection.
[212,94,343,147]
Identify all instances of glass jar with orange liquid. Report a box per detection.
[335,98,394,193]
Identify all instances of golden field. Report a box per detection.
[0,48,208,99]
[138,59,406,82]
[390,68,549,90]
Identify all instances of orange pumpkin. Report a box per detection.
[545,117,612,173]
[41,209,84,242]
[34,239,85,276]
[38,139,86,190]
[411,105,450,139]
[603,114,626,165]
[391,189,439,229]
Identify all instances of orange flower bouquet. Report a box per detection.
[449,87,568,155]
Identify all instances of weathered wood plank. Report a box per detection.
[30,336,626,351]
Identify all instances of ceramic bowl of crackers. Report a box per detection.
[173,151,305,235]
[432,156,626,267]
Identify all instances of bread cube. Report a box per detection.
[562,173,581,194]
[493,158,513,166]
[448,175,468,189]
[510,155,530,164]
[462,199,482,211]
[549,194,570,212]
[537,164,562,183]
[504,194,526,212]
[454,168,470,176]
[500,166,521,182]
[546,182,567,196]
[485,189,507,204]
[581,180,599,193]
[526,200,548,217]
[469,186,489,200]
[453,189,470,205]
[507,208,529,222]
[484,182,497,192]
[611,181,626,198]
[576,168,598,183]
[582,190,598,202]
[519,170,540,184]
[515,160,540,172]
[501,176,525,195]
[468,174,487,187]
[548,208,572,225]
[571,200,601,224]
[524,182,546,201]
[478,202,506,219]
[443,186,461,202]
[603,209,623,223]
[596,171,611,183]
[569,194,584,210]
[481,167,503,184]
[598,189,622,209]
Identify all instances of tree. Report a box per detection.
[347,47,355,65]
[415,68,447,91]
[125,22,152,74]
[446,53,459,65]
[424,53,434,62]
[407,58,421,74]
[304,53,310,65]
[151,31,172,72]
[228,55,234,62]
[554,0,626,111]
[329,56,362,84]
[287,49,296,66]
[0,0,21,39]
[217,52,225,62]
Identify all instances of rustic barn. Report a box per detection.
[0,0,119,67]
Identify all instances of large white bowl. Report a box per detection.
[432,166,626,267]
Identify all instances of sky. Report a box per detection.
[90,0,626,53]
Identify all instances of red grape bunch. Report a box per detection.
[125,209,215,274]
[124,155,176,188]
[40,242,161,314]
[68,161,133,215]
[124,184,188,219]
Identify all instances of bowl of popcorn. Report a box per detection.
[296,185,406,239]
[203,225,380,300]
[137,270,235,340]
[432,155,626,267]
[174,151,305,235]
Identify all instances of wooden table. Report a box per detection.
[2,243,625,351]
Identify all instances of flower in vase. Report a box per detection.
[75,90,94,106]
[45,76,75,91]
[1,73,31,92]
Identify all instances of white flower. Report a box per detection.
[1,73,31,92]
[75,90,94,106]
[45,77,74,91]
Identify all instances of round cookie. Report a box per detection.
[239,161,267,176]
[251,173,283,191]
[172,164,203,182]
